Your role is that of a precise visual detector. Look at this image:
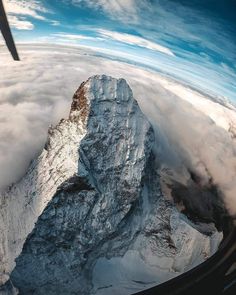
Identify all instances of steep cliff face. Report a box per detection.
[0,76,222,294]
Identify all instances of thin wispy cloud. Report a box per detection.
[3,0,60,30]
[4,0,47,19]
[96,29,175,56]
[3,0,47,30]
[7,15,34,30]
[51,31,174,57]
[53,33,99,41]
[69,0,150,24]
[50,20,61,26]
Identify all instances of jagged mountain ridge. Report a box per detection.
[1,75,222,294]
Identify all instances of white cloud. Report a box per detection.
[50,20,61,26]
[8,15,34,30]
[46,31,174,57]
[4,0,47,18]
[96,29,175,56]
[0,44,236,217]
[70,0,149,24]
[3,0,50,30]
[33,33,102,46]
[53,33,98,41]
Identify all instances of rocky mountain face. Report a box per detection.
[0,75,223,295]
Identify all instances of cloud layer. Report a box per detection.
[3,0,235,105]
[0,44,236,217]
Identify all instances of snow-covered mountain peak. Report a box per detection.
[83,75,133,104]
[69,75,133,123]
[0,75,223,294]
[0,75,152,288]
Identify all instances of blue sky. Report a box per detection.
[3,0,236,102]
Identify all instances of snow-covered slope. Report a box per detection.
[0,75,222,294]
[0,108,86,285]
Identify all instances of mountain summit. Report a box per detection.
[0,76,222,294]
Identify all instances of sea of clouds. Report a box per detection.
[0,44,236,216]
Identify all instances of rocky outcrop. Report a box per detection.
[0,76,222,294]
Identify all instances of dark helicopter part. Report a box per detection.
[0,0,20,60]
